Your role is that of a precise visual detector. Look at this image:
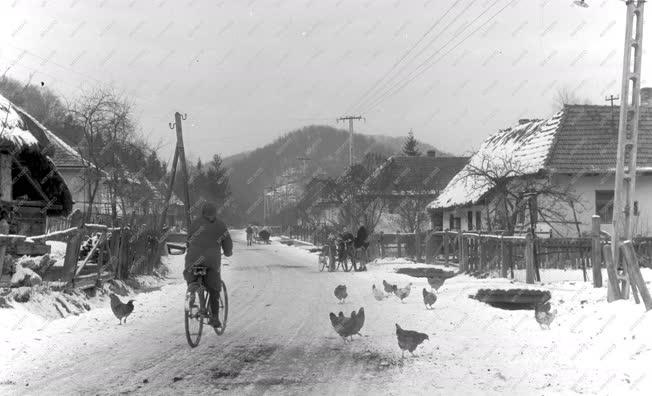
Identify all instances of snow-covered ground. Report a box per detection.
[1,230,651,395]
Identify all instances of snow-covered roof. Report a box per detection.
[428,112,563,210]
[0,94,39,148]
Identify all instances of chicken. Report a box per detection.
[350,307,365,336]
[427,276,445,291]
[395,323,429,358]
[383,279,397,294]
[372,284,386,301]
[329,307,364,341]
[109,293,134,324]
[422,288,437,309]
[534,302,557,330]
[334,284,348,303]
[394,282,412,303]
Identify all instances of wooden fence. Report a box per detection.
[1,221,165,290]
[287,217,652,286]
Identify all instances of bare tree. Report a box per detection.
[69,88,137,224]
[552,86,593,111]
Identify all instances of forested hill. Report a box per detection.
[223,125,448,222]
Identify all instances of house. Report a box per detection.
[0,93,72,240]
[11,97,185,227]
[427,93,652,237]
[360,151,469,232]
[361,151,468,210]
[295,177,340,226]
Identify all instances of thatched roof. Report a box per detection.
[0,94,73,216]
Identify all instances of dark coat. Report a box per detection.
[185,217,233,270]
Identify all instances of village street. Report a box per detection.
[0,231,650,395]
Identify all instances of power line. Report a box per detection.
[362,0,513,115]
[353,0,477,114]
[345,0,460,114]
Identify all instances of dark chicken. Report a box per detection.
[383,279,397,294]
[395,323,429,358]
[422,288,437,309]
[329,307,365,341]
[334,284,348,303]
[109,293,134,325]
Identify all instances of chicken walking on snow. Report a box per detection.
[395,323,429,358]
[394,283,412,303]
[334,284,348,303]
[382,279,397,294]
[372,284,386,301]
[427,276,445,291]
[422,288,437,309]
[329,307,365,342]
[534,302,557,330]
[109,293,134,325]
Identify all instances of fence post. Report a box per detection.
[591,215,603,288]
[396,230,402,258]
[499,237,507,278]
[415,231,422,262]
[459,230,467,271]
[63,229,83,284]
[621,240,652,310]
[380,232,385,258]
[0,220,9,279]
[425,232,433,264]
[444,231,449,267]
[478,235,485,273]
[525,233,535,284]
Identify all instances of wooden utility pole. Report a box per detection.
[337,115,364,167]
[611,0,646,302]
[158,112,192,233]
[337,115,364,230]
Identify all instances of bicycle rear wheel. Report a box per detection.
[212,281,229,335]
[185,284,207,347]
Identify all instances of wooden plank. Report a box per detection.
[75,233,107,277]
[443,231,449,267]
[603,244,623,301]
[591,216,603,288]
[28,227,79,242]
[525,233,535,284]
[62,231,83,283]
[621,241,652,310]
[0,220,9,281]
[459,230,467,272]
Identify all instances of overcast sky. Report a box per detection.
[0,0,645,162]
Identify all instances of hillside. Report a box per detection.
[224,125,448,223]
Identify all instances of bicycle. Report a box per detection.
[184,266,229,348]
[318,244,335,272]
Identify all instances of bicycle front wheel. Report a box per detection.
[185,284,207,347]
[213,281,229,335]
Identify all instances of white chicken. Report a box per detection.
[394,282,412,303]
[372,284,386,301]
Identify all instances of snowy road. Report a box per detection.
[2,230,652,395]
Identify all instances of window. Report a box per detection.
[454,217,461,230]
[467,211,473,230]
[449,214,454,230]
[595,190,614,224]
[476,211,482,230]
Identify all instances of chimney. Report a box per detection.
[641,87,652,106]
[426,150,437,158]
[518,118,530,125]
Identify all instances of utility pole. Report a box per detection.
[612,0,645,301]
[606,94,619,130]
[158,112,192,232]
[337,115,364,167]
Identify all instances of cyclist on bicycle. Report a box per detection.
[184,202,232,328]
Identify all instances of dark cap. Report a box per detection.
[202,202,217,218]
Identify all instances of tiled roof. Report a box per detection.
[11,105,87,168]
[547,105,652,172]
[364,155,468,194]
[428,104,652,210]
